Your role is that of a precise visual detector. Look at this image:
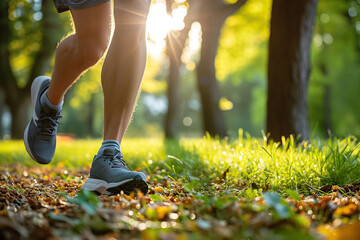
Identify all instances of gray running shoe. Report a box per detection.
[82,148,148,195]
[24,76,62,164]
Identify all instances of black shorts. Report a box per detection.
[53,0,110,13]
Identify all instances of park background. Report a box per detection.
[0,0,359,141]
[1,1,360,239]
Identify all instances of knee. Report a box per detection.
[76,36,109,69]
[114,0,151,24]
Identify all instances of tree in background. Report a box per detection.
[309,1,360,138]
[267,0,319,141]
[0,89,4,137]
[196,0,247,138]
[0,0,64,139]
[164,0,198,138]
[164,0,247,138]
[2,0,358,139]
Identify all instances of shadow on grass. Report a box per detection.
[161,138,216,191]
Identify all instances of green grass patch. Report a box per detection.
[1,132,359,194]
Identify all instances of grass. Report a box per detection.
[1,130,359,195]
[1,131,360,239]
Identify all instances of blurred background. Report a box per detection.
[0,0,359,140]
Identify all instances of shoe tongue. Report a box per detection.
[42,105,60,117]
[102,148,123,158]
[102,148,117,156]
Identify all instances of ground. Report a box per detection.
[1,136,360,239]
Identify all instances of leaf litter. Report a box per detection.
[1,164,360,240]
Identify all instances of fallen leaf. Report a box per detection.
[156,206,171,220]
[153,186,164,193]
[321,221,360,240]
[333,203,358,217]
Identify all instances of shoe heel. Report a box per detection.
[81,178,110,195]
[31,76,50,106]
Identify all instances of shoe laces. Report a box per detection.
[37,108,62,136]
[109,149,133,171]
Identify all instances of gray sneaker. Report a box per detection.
[81,148,148,195]
[24,76,62,164]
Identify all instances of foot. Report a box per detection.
[24,76,62,164]
[81,148,148,195]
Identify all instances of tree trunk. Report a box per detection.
[0,89,4,138]
[9,98,29,139]
[27,0,62,85]
[164,0,246,138]
[165,45,181,138]
[197,18,227,138]
[238,81,256,132]
[323,83,332,136]
[0,0,24,138]
[267,0,318,142]
[195,0,246,138]
[165,29,190,138]
[164,0,198,138]
[87,93,96,137]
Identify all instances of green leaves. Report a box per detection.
[263,192,291,219]
[285,189,302,201]
[150,193,164,202]
[49,212,81,226]
[67,189,99,215]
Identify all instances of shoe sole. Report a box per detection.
[82,177,148,196]
[24,76,51,163]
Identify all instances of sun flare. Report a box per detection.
[146,1,188,58]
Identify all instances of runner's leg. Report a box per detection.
[46,2,112,105]
[83,0,151,194]
[23,2,112,164]
[101,0,151,142]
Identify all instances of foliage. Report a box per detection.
[8,0,70,86]
[2,0,359,139]
[216,0,271,81]
[309,0,360,138]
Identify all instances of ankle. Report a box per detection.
[40,90,63,112]
[97,140,121,156]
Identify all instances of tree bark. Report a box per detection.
[0,89,4,138]
[9,98,29,139]
[164,0,199,138]
[267,0,318,142]
[323,83,332,136]
[165,28,191,138]
[0,0,18,102]
[238,81,256,131]
[165,38,182,138]
[164,0,246,138]
[87,93,96,137]
[0,0,22,138]
[196,17,227,137]
[195,0,246,138]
